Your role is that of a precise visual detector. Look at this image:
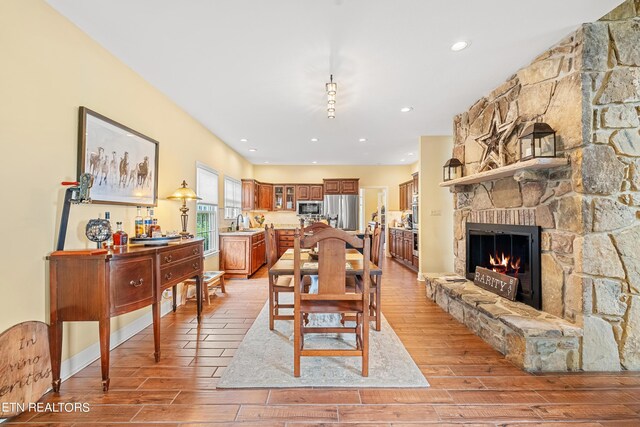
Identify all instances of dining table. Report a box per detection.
[268,248,383,330]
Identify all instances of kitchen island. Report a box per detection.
[219,229,266,278]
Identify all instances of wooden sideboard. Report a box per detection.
[47,238,204,392]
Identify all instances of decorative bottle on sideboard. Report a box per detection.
[144,207,153,237]
[135,206,144,238]
[149,217,162,238]
[113,222,129,247]
[104,212,113,248]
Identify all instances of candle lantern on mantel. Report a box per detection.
[519,122,557,161]
[443,158,464,182]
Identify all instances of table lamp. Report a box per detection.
[167,180,201,237]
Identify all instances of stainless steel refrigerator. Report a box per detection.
[324,194,359,231]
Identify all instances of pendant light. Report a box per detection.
[326,74,337,119]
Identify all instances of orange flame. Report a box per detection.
[489,252,521,274]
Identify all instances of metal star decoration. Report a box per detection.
[475,109,518,172]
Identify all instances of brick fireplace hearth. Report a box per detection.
[428,1,640,372]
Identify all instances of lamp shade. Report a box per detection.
[167,180,201,201]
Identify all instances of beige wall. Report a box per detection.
[0,0,253,362]
[418,136,454,274]
[253,165,414,211]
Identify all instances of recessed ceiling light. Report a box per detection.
[408,152,414,156]
[240,138,248,142]
[248,148,257,152]
[263,161,269,164]
[310,138,319,142]
[400,158,406,162]
[400,107,413,113]
[451,41,470,52]
[312,161,318,164]
[359,138,367,142]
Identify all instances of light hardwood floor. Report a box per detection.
[7,257,640,425]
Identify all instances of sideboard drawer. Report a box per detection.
[159,244,202,266]
[110,256,154,315]
[161,257,201,287]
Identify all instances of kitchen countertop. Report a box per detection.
[219,229,265,236]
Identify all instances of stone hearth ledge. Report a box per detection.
[425,273,582,372]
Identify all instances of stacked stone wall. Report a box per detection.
[451,0,640,370]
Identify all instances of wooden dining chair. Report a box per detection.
[293,227,371,377]
[265,224,294,330]
[300,219,331,234]
[367,225,385,331]
[342,225,384,331]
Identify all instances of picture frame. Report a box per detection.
[78,107,159,206]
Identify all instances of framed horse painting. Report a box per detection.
[77,107,159,206]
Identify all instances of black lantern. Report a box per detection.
[443,158,463,182]
[519,122,556,161]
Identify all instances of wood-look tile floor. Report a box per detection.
[7,257,640,425]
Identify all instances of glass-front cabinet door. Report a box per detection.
[285,186,295,210]
[273,185,284,210]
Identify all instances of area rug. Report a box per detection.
[217,294,429,388]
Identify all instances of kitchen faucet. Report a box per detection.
[236,213,244,231]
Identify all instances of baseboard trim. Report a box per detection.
[59,299,174,381]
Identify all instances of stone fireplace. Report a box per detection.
[426,1,640,372]
[465,223,541,309]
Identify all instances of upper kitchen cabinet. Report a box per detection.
[399,180,413,211]
[309,185,323,200]
[297,184,324,201]
[242,179,258,211]
[323,179,359,195]
[258,183,273,211]
[274,185,296,211]
[412,172,419,194]
[242,179,272,211]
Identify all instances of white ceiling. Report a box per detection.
[47,0,620,165]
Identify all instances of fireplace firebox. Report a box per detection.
[465,223,541,309]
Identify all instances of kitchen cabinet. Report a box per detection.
[274,185,296,211]
[296,185,310,200]
[323,179,359,195]
[309,184,323,200]
[389,228,418,272]
[276,229,295,258]
[323,179,341,195]
[258,183,273,211]
[242,180,272,211]
[399,180,413,211]
[297,184,324,201]
[242,179,257,211]
[340,179,359,194]
[220,231,265,279]
[403,230,413,263]
[389,228,397,257]
[412,172,419,195]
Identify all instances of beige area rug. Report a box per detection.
[217,294,429,388]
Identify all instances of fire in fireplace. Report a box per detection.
[465,223,541,309]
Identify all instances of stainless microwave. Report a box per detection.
[297,201,323,216]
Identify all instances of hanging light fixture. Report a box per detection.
[326,74,337,119]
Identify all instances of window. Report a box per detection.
[196,164,219,255]
[224,176,242,219]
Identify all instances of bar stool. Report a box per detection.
[182,271,226,305]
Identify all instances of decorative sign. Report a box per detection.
[0,321,52,418]
[473,267,519,301]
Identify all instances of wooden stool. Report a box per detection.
[182,271,226,305]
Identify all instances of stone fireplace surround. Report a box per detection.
[427,1,640,372]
